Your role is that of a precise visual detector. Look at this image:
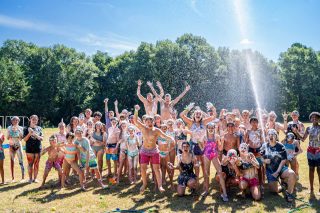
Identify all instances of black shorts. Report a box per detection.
[26,142,41,154]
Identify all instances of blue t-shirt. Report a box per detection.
[75,137,96,161]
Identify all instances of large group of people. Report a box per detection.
[0,80,319,203]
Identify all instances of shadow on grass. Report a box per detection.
[0,182,29,192]
[13,179,93,203]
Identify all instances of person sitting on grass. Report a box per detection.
[40,135,63,189]
[168,142,198,196]
[301,112,320,195]
[260,129,297,202]
[0,126,5,185]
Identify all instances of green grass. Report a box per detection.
[0,127,319,212]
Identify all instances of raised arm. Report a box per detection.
[104,98,112,127]
[171,84,191,106]
[147,81,161,99]
[114,100,120,120]
[137,80,148,104]
[203,103,217,125]
[156,81,165,98]
[156,129,174,144]
[133,105,146,131]
[179,102,195,127]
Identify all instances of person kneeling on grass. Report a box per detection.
[168,142,198,196]
[40,135,63,189]
[260,129,297,202]
[74,126,108,189]
[237,143,261,201]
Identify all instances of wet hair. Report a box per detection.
[94,121,103,132]
[269,111,277,118]
[66,132,75,139]
[85,109,92,114]
[93,111,102,118]
[182,141,190,147]
[69,116,79,129]
[11,116,20,121]
[49,135,57,141]
[176,118,185,126]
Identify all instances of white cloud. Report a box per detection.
[77,33,139,55]
[189,0,203,17]
[240,38,253,45]
[0,14,71,37]
[0,14,138,56]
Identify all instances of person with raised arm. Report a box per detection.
[150,81,191,120]
[104,98,115,129]
[265,111,288,134]
[180,102,216,184]
[136,80,159,116]
[133,105,174,193]
[202,122,228,199]
[301,112,320,195]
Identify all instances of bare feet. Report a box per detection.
[158,186,165,193]
[140,185,147,194]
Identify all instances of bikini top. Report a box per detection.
[177,132,187,141]
[128,137,137,145]
[92,132,103,143]
[238,160,254,170]
[283,140,296,151]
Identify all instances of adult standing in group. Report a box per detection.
[23,115,43,183]
[137,80,161,116]
[149,81,191,120]
[302,112,320,195]
[133,105,174,193]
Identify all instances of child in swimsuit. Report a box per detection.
[40,135,63,189]
[282,132,302,178]
[62,132,85,191]
[158,124,171,186]
[126,126,139,184]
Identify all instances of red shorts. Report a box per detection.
[140,147,160,165]
[240,176,259,187]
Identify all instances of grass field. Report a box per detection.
[0,126,319,213]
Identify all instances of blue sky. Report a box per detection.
[0,0,319,60]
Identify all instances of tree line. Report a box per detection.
[0,34,319,125]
